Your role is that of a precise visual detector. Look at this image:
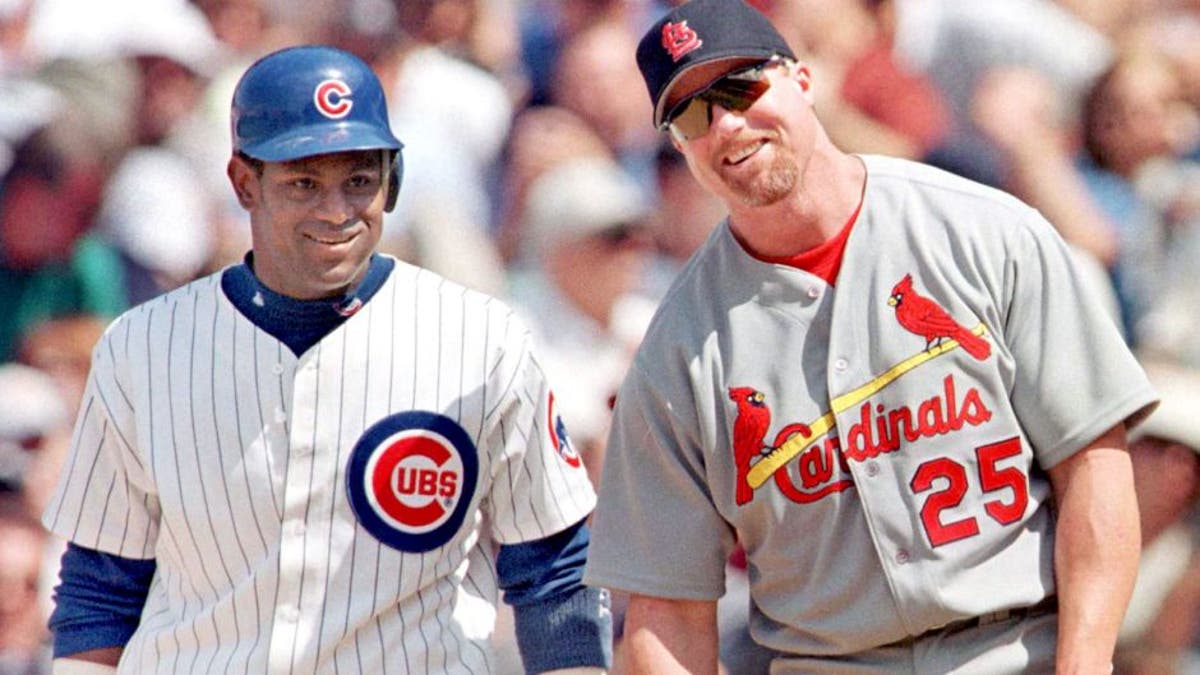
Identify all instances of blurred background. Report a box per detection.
[0,0,1197,673]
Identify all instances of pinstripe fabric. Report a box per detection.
[43,257,597,674]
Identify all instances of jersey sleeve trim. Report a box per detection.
[1037,388,1158,469]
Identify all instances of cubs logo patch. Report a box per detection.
[547,392,582,468]
[346,411,478,552]
[314,78,353,119]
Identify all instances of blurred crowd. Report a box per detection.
[0,0,1198,673]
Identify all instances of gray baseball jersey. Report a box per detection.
[43,255,596,673]
[584,155,1156,665]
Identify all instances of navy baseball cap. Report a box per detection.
[636,0,796,129]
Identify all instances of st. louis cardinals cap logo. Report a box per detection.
[314,78,353,119]
[661,20,702,62]
[346,411,478,552]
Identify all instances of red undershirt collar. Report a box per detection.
[751,192,864,286]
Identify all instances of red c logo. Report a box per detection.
[347,411,479,553]
[314,79,353,119]
[365,431,464,532]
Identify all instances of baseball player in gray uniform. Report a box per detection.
[583,1,1157,673]
[42,45,610,674]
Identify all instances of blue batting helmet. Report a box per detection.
[231,45,404,209]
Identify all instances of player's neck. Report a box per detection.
[728,150,865,258]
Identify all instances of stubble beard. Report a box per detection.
[718,143,800,208]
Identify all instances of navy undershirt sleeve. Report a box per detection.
[497,520,612,673]
[49,543,156,658]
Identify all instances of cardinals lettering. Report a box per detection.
[724,386,840,502]
[843,375,993,461]
[728,376,993,507]
[726,274,1000,507]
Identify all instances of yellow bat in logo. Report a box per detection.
[746,323,989,488]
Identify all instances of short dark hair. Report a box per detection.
[236,151,265,176]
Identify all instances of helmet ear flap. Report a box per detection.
[385,149,403,212]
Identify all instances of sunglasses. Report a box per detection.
[662,59,783,142]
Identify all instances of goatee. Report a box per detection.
[720,145,799,207]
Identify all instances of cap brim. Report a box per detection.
[653,51,779,128]
[241,121,403,162]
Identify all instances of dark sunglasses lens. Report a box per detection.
[669,98,713,141]
[705,77,771,112]
[667,68,774,141]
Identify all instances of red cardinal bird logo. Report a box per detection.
[729,387,811,505]
[888,274,990,360]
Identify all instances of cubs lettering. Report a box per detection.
[365,430,464,532]
[394,467,458,498]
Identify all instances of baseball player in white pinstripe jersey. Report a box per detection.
[42,45,610,674]
[583,1,1157,673]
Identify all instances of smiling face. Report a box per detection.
[229,150,388,300]
[668,60,817,209]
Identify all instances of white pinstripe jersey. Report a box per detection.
[43,256,596,674]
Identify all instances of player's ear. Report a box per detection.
[227,155,259,210]
[794,63,814,101]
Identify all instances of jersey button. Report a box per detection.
[806,286,820,299]
[895,549,911,565]
[834,358,849,372]
[279,605,299,623]
[866,461,880,477]
[272,363,284,375]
